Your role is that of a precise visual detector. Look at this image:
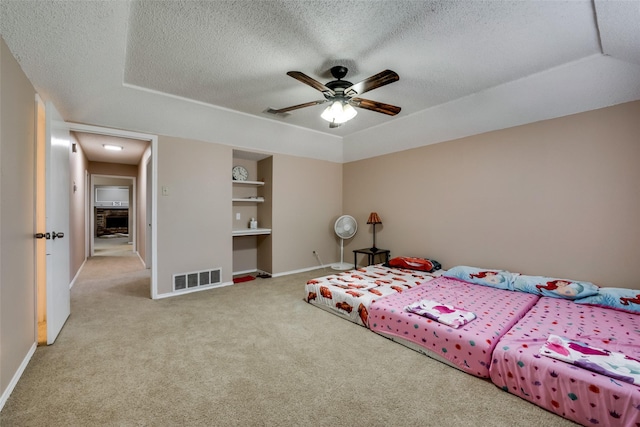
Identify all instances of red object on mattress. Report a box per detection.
[387,256,434,272]
[489,297,640,427]
[368,276,539,378]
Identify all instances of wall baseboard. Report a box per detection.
[154,281,234,300]
[0,342,36,412]
[153,265,330,299]
[232,269,256,276]
[69,258,88,289]
[271,264,329,278]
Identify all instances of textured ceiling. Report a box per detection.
[1,1,640,163]
[72,132,149,165]
[124,0,601,130]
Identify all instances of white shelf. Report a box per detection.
[232,228,271,236]
[232,180,264,186]
[232,197,264,203]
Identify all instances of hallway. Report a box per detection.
[93,235,133,257]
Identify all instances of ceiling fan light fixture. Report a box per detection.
[272,67,400,126]
[320,100,357,124]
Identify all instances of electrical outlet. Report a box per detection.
[236,213,241,220]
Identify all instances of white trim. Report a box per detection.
[84,170,90,260]
[155,265,331,298]
[232,269,257,276]
[271,265,330,278]
[154,265,330,299]
[150,138,158,299]
[68,258,87,289]
[90,174,136,255]
[154,281,234,299]
[66,122,156,141]
[33,94,44,354]
[144,153,152,270]
[0,343,36,411]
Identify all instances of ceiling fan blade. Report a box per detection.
[266,100,327,114]
[351,98,401,116]
[344,70,399,97]
[287,71,335,96]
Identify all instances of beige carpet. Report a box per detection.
[1,255,577,426]
[93,235,133,257]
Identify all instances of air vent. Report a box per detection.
[173,268,222,292]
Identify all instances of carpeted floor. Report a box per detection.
[0,255,577,426]
[93,235,133,257]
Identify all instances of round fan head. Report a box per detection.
[334,215,357,239]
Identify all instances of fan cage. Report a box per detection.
[334,215,357,239]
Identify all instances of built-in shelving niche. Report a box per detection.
[232,150,273,277]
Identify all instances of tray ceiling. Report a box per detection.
[1,1,639,162]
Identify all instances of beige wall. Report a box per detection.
[0,37,37,402]
[344,101,640,288]
[155,137,343,294]
[88,161,138,177]
[156,136,233,294]
[69,135,89,278]
[256,156,273,273]
[271,154,343,274]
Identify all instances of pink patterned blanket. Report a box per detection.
[541,334,640,386]
[370,276,540,378]
[404,299,476,329]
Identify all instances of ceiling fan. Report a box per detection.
[267,66,401,128]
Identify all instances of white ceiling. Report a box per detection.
[72,132,149,166]
[1,1,640,163]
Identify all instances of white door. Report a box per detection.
[145,156,152,268]
[45,101,71,344]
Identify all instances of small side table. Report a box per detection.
[353,248,390,268]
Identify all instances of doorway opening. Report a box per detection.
[66,122,158,299]
[91,175,136,257]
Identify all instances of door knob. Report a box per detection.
[51,231,64,240]
[34,232,51,239]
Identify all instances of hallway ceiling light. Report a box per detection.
[103,144,123,151]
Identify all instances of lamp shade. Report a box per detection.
[320,100,358,124]
[367,212,381,225]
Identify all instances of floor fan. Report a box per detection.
[332,215,357,270]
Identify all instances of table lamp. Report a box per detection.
[367,212,382,252]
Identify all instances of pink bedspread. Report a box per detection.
[368,277,539,377]
[489,297,640,427]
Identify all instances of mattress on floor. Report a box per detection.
[368,276,540,378]
[305,264,442,327]
[489,297,640,427]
